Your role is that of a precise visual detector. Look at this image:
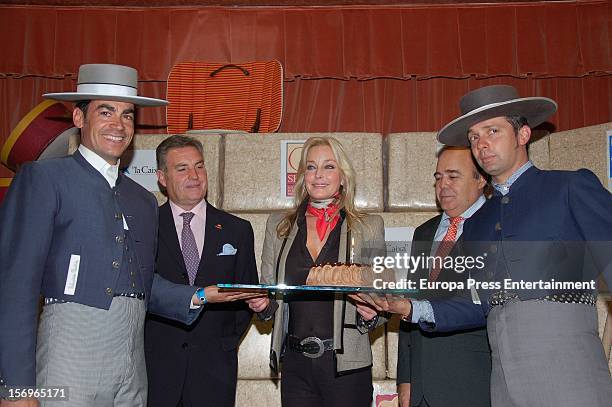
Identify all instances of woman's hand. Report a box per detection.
[355,301,378,321]
[246,296,270,313]
[348,293,386,312]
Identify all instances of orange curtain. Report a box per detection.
[0,1,610,177]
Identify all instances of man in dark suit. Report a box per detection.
[0,64,206,407]
[145,135,259,407]
[392,147,491,407]
[420,85,612,406]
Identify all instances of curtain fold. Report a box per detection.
[0,1,610,177]
[1,2,609,79]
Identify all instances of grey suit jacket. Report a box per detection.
[259,212,386,373]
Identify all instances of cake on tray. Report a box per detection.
[306,263,395,287]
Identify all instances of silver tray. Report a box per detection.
[217,283,417,295]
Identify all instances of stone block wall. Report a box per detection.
[67,123,611,405]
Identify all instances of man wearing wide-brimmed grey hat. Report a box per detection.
[408,85,612,406]
[0,64,249,407]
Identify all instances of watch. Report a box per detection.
[196,287,207,305]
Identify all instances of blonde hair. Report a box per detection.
[277,136,364,238]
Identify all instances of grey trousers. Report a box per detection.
[36,297,147,407]
[488,300,612,407]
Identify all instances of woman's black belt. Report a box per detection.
[287,334,334,359]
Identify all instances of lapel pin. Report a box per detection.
[215,224,223,230]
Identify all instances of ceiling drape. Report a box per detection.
[0,1,610,177]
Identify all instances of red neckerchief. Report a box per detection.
[306,201,340,241]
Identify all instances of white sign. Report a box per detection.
[385,226,415,281]
[280,140,306,198]
[122,149,159,192]
[64,254,80,296]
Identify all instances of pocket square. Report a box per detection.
[217,243,237,256]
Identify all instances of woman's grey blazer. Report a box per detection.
[258,212,387,373]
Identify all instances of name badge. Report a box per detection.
[64,255,80,295]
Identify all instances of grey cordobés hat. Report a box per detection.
[437,85,557,146]
[43,64,167,107]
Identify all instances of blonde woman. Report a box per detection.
[247,136,386,407]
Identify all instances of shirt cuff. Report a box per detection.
[189,297,201,310]
[411,300,435,324]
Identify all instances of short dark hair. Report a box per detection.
[75,100,91,117]
[156,135,204,171]
[504,115,529,134]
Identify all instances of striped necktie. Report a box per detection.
[430,216,464,282]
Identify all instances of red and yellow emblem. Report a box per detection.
[1,100,73,171]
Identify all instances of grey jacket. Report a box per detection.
[258,212,386,373]
[0,152,199,387]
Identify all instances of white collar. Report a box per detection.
[78,144,120,187]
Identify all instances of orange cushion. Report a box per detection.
[167,61,283,134]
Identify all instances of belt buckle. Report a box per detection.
[490,291,518,308]
[300,336,325,359]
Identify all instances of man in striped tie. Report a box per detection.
[354,146,491,407]
[398,146,491,407]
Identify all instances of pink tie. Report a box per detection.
[430,216,464,282]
